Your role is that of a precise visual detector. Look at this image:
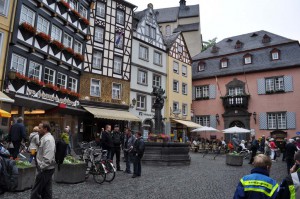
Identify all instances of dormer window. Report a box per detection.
[244,54,252,65]
[178,44,183,53]
[211,45,219,53]
[271,48,280,60]
[220,58,228,68]
[198,61,205,71]
[262,34,271,43]
[235,40,243,49]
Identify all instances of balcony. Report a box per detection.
[222,95,250,109]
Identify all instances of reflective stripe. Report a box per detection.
[241,178,278,197]
[290,172,300,198]
[241,179,273,189]
[289,185,296,199]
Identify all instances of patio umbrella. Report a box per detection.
[191,126,220,139]
[222,126,250,134]
[0,109,11,118]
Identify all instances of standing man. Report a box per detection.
[233,154,279,199]
[101,124,113,159]
[249,135,259,164]
[111,125,123,171]
[31,122,56,199]
[232,134,240,151]
[123,128,135,174]
[132,132,145,178]
[8,117,26,159]
[260,135,266,154]
[285,139,297,174]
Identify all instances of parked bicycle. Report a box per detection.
[101,150,116,182]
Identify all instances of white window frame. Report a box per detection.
[37,16,50,34]
[90,78,101,97]
[182,83,187,95]
[173,61,179,73]
[44,67,56,84]
[79,4,87,18]
[116,9,124,25]
[51,25,62,42]
[152,74,161,88]
[113,56,122,74]
[195,86,209,98]
[173,80,179,92]
[272,52,279,60]
[198,63,205,71]
[265,77,284,92]
[154,51,162,65]
[138,70,147,85]
[69,0,77,10]
[28,61,41,80]
[244,56,252,64]
[57,72,67,88]
[221,60,228,68]
[178,45,183,53]
[196,116,210,126]
[11,53,26,74]
[136,94,146,110]
[74,40,82,54]
[173,101,179,112]
[267,112,286,130]
[68,77,78,92]
[182,65,187,76]
[0,0,9,16]
[182,104,187,116]
[94,26,104,43]
[20,5,35,25]
[92,50,102,69]
[96,2,105,18]
[139,45,148,61]
[112,83,121,100]
[63,33,73,48]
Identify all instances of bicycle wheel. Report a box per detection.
[93,162,106,184]
[105,161,116,182]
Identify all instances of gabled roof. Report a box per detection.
[133,10,146,30]
[193,30,296,60]
[163,32,181,49]
[174,23,199,33]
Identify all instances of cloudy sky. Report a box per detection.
[131,0,300,42]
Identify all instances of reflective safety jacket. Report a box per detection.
[233,167,279,199]
[278,170,300,199]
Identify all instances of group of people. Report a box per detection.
[98,124,145,178]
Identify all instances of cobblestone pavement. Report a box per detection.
[3,153,287,199]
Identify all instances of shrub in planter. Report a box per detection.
[226,152,244,166]
[19,22,36,41]
[62,47,74,61]
[36,32,51,48]
[15,160,35,191]
[74,53,84,65]
[50,40,64,55]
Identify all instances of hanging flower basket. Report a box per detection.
[57,0,70,15]
[56,88,70,98]
[74,53,84,65]
[69,9,81,23]
[46,0,56,5]
[35,32,51,48]
[68,91,80,100]
[27,78,44,92]
[50,40,64,55]
[42,83,59,95]
[79,18,90,30]
[62,47,74,61]
[19,22,36,41]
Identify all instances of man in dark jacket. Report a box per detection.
[101,125,113,159]
[285,139,298,174]
[124,128,135,174]
[111,125,123,171]
[8,117,26,159]
[132,132,145,178]
[260,135,265,153]
[249,135,259,164]
[233,154,278,199]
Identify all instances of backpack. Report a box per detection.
[55,139,68,171]
[0,157,18,194]
[112,132,121,145]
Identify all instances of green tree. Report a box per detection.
[202,37,217,52]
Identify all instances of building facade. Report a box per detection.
[129,3,167,134]
[192,30,300,141]
[155,0,202,57]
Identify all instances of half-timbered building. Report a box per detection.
[4,0,91,139]
[129,3,167,133]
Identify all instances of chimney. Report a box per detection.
[179,0,186,9]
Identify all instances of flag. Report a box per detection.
[115,31,124,45]
[215,76,223,96]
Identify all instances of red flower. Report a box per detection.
[71,9,81,18]
[51,40,64,50]
[64,47,74,55]
[29,78,45,86]
[81,18,90,25]
[36,32,51,42]
[59,87,71,94]
[74,53,84,62]
[59,0,70,9]
[20,22,36,35]
[44,83,59,91]
[69,91,80,98]
[16,72,30,81]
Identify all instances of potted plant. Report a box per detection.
[57,0,70,15]
[54,155,86,184]
[19,22,36,41]
[15,160,35,191]
[69,9,81,22]
[62,47,74,61]
[35,32,51,48]
[226,151,244,166]
[73,53,84,65]
[79,17,90,30]
[50,40,64,55]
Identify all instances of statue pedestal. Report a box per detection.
[142,142,191,166]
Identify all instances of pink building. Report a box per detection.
[192,31,300,141]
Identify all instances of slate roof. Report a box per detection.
[174,23,199,33]
[163,32,181,49]
[133,10,146,30]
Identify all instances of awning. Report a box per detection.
[0,91,14,103]
[83,106,141,122]
[0,109,11,118]
[173,119,202,128]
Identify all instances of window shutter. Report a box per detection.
[192,86,195,100]
[284,76,293,92]
[209,85,216,99]
[287,112,296,129]
[259,113,267,129]
[257,78,266,95]
[210,115,217,128]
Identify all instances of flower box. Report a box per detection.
[35,32,51,48]
[69,9,81,22]
[62,47,74,61]
[226,154,244,166]
[15,161,36,192]
[57,0,70,15]
[50,40,64,55]
[74,53,84,65]
[79,18,89,30]
[19,22,36,41]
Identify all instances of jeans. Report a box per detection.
[31,169,55,199]
[271,150,277,160]
[133,155,142,176]
[125,152,133,173]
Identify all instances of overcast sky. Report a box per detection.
[131,0,300,43]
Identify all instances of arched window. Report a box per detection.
[166,25,171,35]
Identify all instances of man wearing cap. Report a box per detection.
[111,124,123,171]
[278,151,300,199]
[285,139,298,174]
[233,154,279,199]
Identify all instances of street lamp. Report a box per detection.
[129,98,137,108]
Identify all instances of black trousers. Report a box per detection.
[31,169,55,199]
[111,147,121,170]
[133,155,142,176]
[286,158,295,174]
[11,141,21,159]
[249,149,257,163]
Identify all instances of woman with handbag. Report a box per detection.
[28,126,40,163]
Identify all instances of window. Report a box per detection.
[139,45,148,60]
[265,77,284,92]
[145,24,150,37]
[115,32,123,48]
[182,104,187,116]
[44,68,55,84]
[51,25,62,42]
[173,61,179,73]
[165,25,171,35]
[74,40,82,54]
[173,80,179,92]
[90,79,101,97]
[151,97,155,111]
[228,87,244,96]
[57,73,67,88]
[267,112,286,129]
[182,65,187,76]
[96,2,105,18]
[20,5,35,25]
[221,59,228,68]
[152,74,161,87]
[178,45,183,53]
[195,116,210,126]
[0,0,9,16]
[173,102,179,112]
[113,56,122,74]
[153,51,162,65]
[94,26,104,43]
[244,55,252,64]
[112,83,121,99]
[198,62,205,71]
[28,61,41,79]
[69,0,77,10]
[148,27,156,39]
[138,70,147,85]
[63,33,73,48]
[182,83,187,95]
[195,86,209,98]
[271,49,280,60]
[11,54,26,74]
[92,50,102,69]
[37,16,50,34]
[68,77,77,92]
[136,94,146,110]
[116,10,124,25]
[79,4,87,18]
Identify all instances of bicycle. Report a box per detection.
[100,150,116,182]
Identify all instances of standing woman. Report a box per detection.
[269,138,278,161]
[28,126,40,163]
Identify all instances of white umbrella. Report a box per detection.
[191,126,219,133]
[222,126,250,134]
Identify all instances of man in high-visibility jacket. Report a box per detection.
[277,151,300,199]
[233,154,279,199]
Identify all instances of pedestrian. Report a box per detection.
[281,138,287,161]
[233,154,279,199]
[260,135,265,153]
[101,124,113,159]
[249,135,259,164]
[269,138,278,161]
[123,128,136,174]
[61,128,70,155]
[277,151,300,198]
[228,141,234,153]
[7,117,27,159]
[66,126,72,154]
[285,139,297,174]
[30,122,56,199]
[111,125,123,171]
[28,126,40,163]
[264,137,271,156]
[232,134,240,151]
[132,132,145,178]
